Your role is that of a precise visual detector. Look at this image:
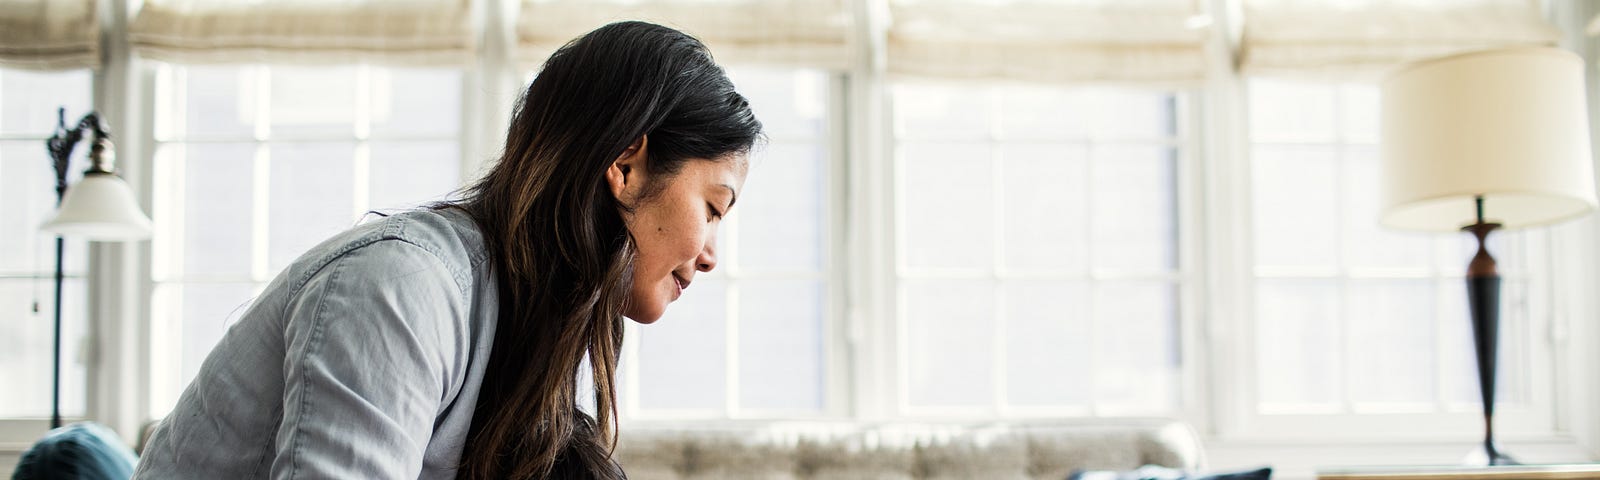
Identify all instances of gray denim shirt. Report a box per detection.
[134,208,499,479]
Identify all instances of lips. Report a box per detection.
[671,272,689,299]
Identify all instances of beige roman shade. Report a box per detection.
[886,0,1211,86]
[0,0,99,70]
[129,0,474,65]
[1241,0,1560,79]
[517,0,854,70]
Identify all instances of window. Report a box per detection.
[5,2,1596,477]
[1244,79,1548,437]
[148,64,464,417]
[890,82,1188,416]
[0,68,94,420]
[620,67,838,418]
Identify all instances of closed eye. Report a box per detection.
[707,203,723,221]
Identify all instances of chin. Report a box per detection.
[625,303,666,325]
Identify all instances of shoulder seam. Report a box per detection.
[282,215,472,304]
[285,247,352,478]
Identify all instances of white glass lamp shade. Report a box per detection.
[40,172,153,240]
[1380,47,1598,232]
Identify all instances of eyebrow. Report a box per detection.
[720,184,738,209]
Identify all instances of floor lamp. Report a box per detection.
[1379,48,1599,465]
[40,108,152,429]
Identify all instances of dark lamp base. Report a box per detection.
[1463,443,1519,466]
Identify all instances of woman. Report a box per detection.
[134,21,762,479]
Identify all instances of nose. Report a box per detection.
[696,231,719,273]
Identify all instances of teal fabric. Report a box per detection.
[12,422,137,480]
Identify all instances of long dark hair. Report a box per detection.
[453,21,762,479]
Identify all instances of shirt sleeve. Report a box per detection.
[270,239,466,479]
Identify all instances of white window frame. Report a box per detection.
[883,86,1203,420]
[0,86,94,448]
[1197,4,1600,470]
[145,62,468,418]
[1229,79,1557,439]
[2,0,1597,475]
[618,70,851,422]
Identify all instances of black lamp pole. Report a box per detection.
[43,107,107,430]
[1463,195,1515,465]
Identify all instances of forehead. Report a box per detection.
[681,154,749,185]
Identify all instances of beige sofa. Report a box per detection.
[614,418,1204,480]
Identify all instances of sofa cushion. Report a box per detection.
[614,419,1203,480]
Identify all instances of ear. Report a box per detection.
[605,135,649,204]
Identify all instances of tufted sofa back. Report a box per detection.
[614,419,1203,480]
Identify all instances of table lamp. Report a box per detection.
[39,108,152,429]
[1380,47,1598,465]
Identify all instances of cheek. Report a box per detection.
[632,206,705,271]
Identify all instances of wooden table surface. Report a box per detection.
[1317,464,1600,480]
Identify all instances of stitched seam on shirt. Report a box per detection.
[433,206,489,268]
[287,215,410,297]
[249,408,281,477]
[287,252,350,479]
[284,214,473,304]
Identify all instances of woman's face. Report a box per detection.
[606,138,748,324]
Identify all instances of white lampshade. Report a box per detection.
[1380,47,1598,232]
[40,172,153,240]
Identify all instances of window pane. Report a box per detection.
[1253,146,1339,269]
[1342,148,1431,270]
[1438,278,1478,406]
[1248,80,1544,425]
[181,143,256,278]
[900,143,993,271]
[1003,280,1091,407]
[893,84,990,141]
[904,280,994,408]
[270,66,358,137]
[0,69,93,136]
[151,64,472,419]
[1340,84,1379,144]
[999,143,1088,273]
[0,278,87,417]
[368,141,461,212]
[896,83,1182,416]
[637,279,727,411]
[0,68,93,421]
[1256,279,1342,410]
[736,142,824,272]
[1093,281,1179,413]
[1089,90,1173,140]
[0,141,47,274]
[1,140,88,275]
[997,85,1091,141]
[1091,144,1177,271]
[268,143,356,273]
[1437,233,1478,276]
[1346,279,1435,406]
[178,65,255,139]
[1249,80,1337,143]
[370,68,462,138]
[1498,280,1530,405]
[613,66,836,418]
[729,68,827,140]
[738,279,824,411]
[177,283,257,388]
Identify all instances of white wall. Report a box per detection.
[2,451,20,477]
